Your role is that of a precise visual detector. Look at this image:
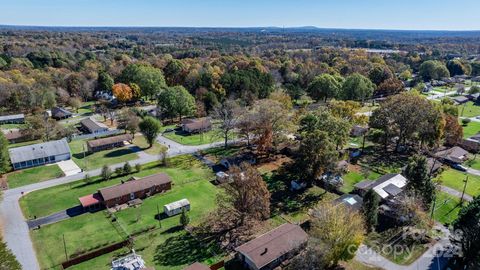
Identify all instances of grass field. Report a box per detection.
[340,170,381,194]
[8,139,42,149]
[162,125,232,146]
[459,101,480,118]
[132,135,167,156]
[465,155,480,170]
[435,169,480,197]
[432,191,462,225]
[26,155,219,269]
[69,139,139,170]
[7,164,64,188]
[461,120,480,138]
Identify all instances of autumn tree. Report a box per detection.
[376,77,404,97]
[211,99,240,149]
[68,97,82,113]
[309,203,365,268]
[139,116,162,148]
[112,83,133,103]
[117,108,140,137]
[299,109,351,149]
[368,64,393,85]
[444,114,463,146]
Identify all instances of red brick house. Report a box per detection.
[79,173,172,209]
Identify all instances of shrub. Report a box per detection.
[101,165,112,181]
[123,162,132,175]
[135,163,141,172]
[462,118,471,126]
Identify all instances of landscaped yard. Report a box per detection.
[432,191,462,225]
[461,120,480,138]
[7,164,64,188]
[69,138,139,170]
[24,155,220,269]
[340,170,381,193]
[435,168,480,197]
[459,101,480,118]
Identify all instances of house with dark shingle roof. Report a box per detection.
[80,117,109,134]
[87,134,133,153]
[354,173,407,200]
[434,146,469,164]
[79,173,172,209]
[51,107,73,120]
[235,223,308,270]
[8,138,71,170]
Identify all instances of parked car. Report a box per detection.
[452,164,468,172]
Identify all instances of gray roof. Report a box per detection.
[334,194,363,211]
[9,138,71,164]
[383,183,403,197]
[0,114,24,122]
[81,117,108,133]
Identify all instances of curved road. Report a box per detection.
[0,135,231,270]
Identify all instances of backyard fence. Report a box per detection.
[61,239,131,269]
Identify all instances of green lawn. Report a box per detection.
[432,191,462,225]
[7,139,43,149]
[0,123,26,129]
[465,155,480,170]
[7,164,64,188]
[459,101,480,118]
[27,155,219,270]
[162,125,233,146]
[132,135,167,156]
[69,139,139,170]
[435,169,480,197]
[340,170,381,193]
[20,156,213,219]
[462,120,480,138]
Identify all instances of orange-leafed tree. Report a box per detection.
[112,83,133,103]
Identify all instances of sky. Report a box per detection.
[1,0,480,30]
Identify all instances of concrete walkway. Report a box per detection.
[0,136,235,270]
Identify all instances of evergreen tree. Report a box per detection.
[123,162,132,175]
[0,133,10,174]
[362,189,380,232]
[101,165,112,181]
[452,196,480,268]
[404,155,436,208]
[0,237,21,270]
[179,207,190,228]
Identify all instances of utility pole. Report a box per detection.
[63,234,68,261]
[83,143,87,170]
[461,175,469,203]
[157,204,162,228]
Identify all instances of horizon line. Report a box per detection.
[1,24,480,32]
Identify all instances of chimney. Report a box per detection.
[261,248,268,255]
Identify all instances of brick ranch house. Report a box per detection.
[79,173,172,209]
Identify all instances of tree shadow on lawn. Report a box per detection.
[358,145,410,173]
[105,148,135,158]
[153,232,217,266]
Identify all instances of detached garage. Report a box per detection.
[164,199,190,217]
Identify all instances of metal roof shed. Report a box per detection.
[164,199,190,217]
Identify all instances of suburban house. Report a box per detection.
[220,154,256,169]
[354,173,407,200]
[0,113,25,125]
[181,118,212,134]
[164,198,190,217]
[80,117,109,134]
[434,146,469,165]
[9,138,71,170]
[235,223,308,270]
[452,96,469,105]
[184,262,210,270]
[334,194,363,211]
[51,107,73,120]
[87,134,133,153]
[79,173,172,209]
[2,129,27,144]
[461,133,480,153]
[111,250,151,270]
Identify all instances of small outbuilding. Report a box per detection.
[51,107,73,120]
[0,114,25,125]
[164,199,190,217]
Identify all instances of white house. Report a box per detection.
[164,199,190,217]
[9,138,71,170]
[354,173,407,200]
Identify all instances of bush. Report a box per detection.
[123,162,132,175]
[114,167,124,175]
[462,118,471,126]
[135,163,141,172]
[101,165,112,181]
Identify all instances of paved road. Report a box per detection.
[440,185,473,202]
[0,135,233,270]
[355,224,453,270]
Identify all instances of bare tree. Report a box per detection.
[211,99,240,149]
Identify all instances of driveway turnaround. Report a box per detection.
[0,137,235,270]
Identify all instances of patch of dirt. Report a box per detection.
[0,175,8,190]
[256,155,292,174]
